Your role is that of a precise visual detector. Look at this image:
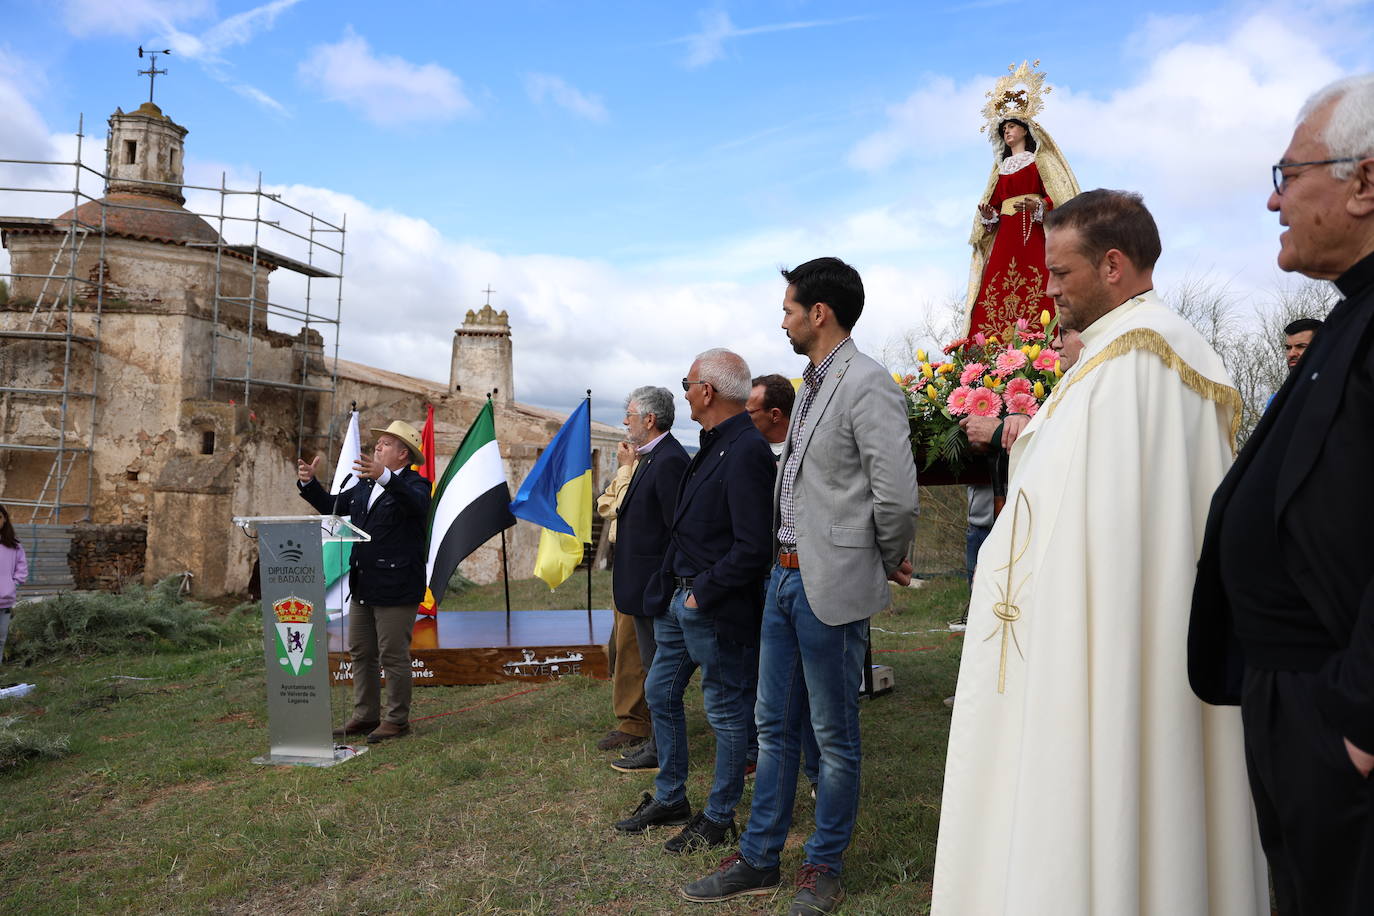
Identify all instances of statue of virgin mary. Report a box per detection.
[964,61,1081,339]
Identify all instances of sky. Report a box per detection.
[2,0,1372,434]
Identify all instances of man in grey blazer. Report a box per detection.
[683,257,919,914]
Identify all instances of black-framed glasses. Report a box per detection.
[1272,158,1359,195]
[681,378,710,392]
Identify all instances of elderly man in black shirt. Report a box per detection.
[1189,73,1374,916]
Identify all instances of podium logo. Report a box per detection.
[277,538,304,562]
[272,596,316,676]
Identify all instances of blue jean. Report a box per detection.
[966,524,992,587]
[740,565,868,874]
[647,587,757,824]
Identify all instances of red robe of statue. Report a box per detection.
[969,154,1055,339]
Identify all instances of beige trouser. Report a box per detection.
[348,599,414,725]
[608,609,651,737]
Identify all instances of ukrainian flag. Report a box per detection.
[509,399,593,589]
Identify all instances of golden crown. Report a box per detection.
[980,59,1051,135]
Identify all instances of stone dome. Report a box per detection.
[54,192,220,246]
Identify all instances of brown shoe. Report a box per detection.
[367,721,411,743]
[596,729,649,751]
[332,718,379,738]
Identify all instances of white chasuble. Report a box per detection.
[932,293,1268,916]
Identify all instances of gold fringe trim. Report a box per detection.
[1044,328,1242,452]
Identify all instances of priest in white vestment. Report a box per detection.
[933,190,1268,916]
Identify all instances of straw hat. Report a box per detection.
[370,420,424,463]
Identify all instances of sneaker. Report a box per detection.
[614,791,691,833]
[681,852,781,902]
[597,729,649,752]
[610,740,658,773]
[663,811,737,854]
[789,863,844,915]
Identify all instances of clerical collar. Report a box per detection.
[1335,249,1374,300]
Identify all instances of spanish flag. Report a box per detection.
[509,398,593,589]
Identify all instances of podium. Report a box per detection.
[234,515,370,767]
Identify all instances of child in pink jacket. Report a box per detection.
[0,504,28,661]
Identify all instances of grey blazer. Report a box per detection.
[776,338,919,625]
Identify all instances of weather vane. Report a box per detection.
[137,46,172,105]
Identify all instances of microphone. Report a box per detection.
[332,473,354,517]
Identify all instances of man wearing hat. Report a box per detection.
[297,420,432,743]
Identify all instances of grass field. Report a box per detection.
[0,572,967,915]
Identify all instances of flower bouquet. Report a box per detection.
[898,310,1065,479]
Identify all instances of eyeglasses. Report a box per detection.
[1271,158,1358,195]
[681,378,711,392]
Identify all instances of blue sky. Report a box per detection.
[3,0,1373,431]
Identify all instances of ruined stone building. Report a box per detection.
[0,100,619,598]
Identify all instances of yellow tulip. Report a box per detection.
[922,363,933,379]
[926,384,938,401]
[1020,345,1031,356]
[1040,309,1051,327]
[939,363,954,375]
[990,377,1003,389]
[1033,380,1045,398]
[1054,361,1063,378]
[1029,344,1041,360]
[916,349,928,363]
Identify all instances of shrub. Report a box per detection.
[6,577,243,665]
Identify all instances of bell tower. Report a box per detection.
[106,102,188,203]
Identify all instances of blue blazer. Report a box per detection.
[299,466,432,606]
[613,433,690,617]
[645,410,775,645]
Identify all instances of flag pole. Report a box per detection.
[585,389,593,634]
[491,393,513,633]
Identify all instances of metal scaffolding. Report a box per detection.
[0,113,347,528]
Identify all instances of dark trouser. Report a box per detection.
[1241,667,1374,915]
[632,613,658,672]
[348,599,415,725]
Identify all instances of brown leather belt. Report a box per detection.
[777,547,800,570]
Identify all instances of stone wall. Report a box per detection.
[69,522,147,591]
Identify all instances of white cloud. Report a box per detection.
[675,10,869,69]
[300,28,473,126]
[60,0,212,38]
[525,73,608,122]
[848,75,991,170]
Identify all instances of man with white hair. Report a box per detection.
[612,348,775,857]
[1190,73,1374,915]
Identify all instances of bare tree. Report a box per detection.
[1164,276,1337,444]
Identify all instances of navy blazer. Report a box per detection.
[645,411,775,645]
[299,466,432,606]
[613,434,690,616]
[1188,251,1374,750]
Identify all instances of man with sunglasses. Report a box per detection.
[1190,73,1374,916]
[612,349,774,857]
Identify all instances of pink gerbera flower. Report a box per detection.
[1004,377,1033,399]
[959,362,987,387]
[994,348,1029,376]
[1032,349,1059,371]
[966,386,1003,417]
[947,386,974,415]
[1007,392,1040,416]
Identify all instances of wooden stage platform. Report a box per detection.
[327,609,613,686]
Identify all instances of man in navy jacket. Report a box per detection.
[297,420,431,743]
[613,349,775,855]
